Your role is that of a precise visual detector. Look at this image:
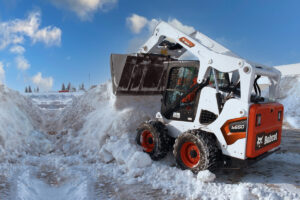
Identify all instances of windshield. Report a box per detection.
[163,66,199,121]
[166,67,198,104]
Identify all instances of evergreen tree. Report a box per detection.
[67,82,71,91]
[28,86,32,93]
[25,87,28,93]
[37,87,39,93]
[62,83,66,91]
[78,83,85,91]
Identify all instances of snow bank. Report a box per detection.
[0,85,44,158]
[59,82,161,168]
[1,78,299,199]
[274,63,300,77]
[279,76,300,129]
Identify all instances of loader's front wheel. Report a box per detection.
[136,121,173,160]
[173,130,219,173]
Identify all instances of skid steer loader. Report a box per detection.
[110,21,284,172]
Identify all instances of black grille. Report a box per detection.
[200,110,217,124]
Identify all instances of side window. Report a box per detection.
[207,68,241,99]
[208,69,230,89]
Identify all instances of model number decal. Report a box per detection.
[229,120,247,133]
[231,124,245,130]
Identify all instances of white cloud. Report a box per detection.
[15,56,30,70]
[126,15,197,52]
[126,14,148,34]
[0,10,61,50]
[33,26,61,46]
[48,0,118,20]
[0,62,5,84]
[10,45,25,54]
[167,18,195,35]
[126,14,195,36]
[32,72,53,91]
[147,19,160,33]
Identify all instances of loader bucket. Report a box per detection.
[110,53,175,95]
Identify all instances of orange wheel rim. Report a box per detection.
[180,142,200,168]
[141,130,154,152]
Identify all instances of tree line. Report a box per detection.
[24,83,86,93]
[61,82,85,92]
[24,86,39,93]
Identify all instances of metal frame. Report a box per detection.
[139,22,281,103]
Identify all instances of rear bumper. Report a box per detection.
[222,147,280,169]
[246,103,284,158]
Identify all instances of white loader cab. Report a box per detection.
[110,21,284,172]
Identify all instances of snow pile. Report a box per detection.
[26,92,85,136]
[0,85,44,158]
[196,170,216,182]
[0,78,299,199]
[0,90,94,200]
[11,155,94,200]
[279,76,300,129]
[59,82,161,155]
[233,185,253,200]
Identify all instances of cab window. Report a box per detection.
[163,66,199,121]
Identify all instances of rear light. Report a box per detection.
[256,114,261,126]
[278,111,282,121]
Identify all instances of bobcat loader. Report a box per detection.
[110,21,284,172]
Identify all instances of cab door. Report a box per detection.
[161,61,199,122]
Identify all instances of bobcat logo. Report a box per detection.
[256,131,278,150]
[256,136,264,147]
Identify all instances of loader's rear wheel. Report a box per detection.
[136,121,173,160]
[173,130,219,173]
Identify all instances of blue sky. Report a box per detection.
[0,0,299,91]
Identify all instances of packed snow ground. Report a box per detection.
[0,76,299,200]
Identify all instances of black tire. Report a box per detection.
[136,121,173,160]
[173,130,219,173]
